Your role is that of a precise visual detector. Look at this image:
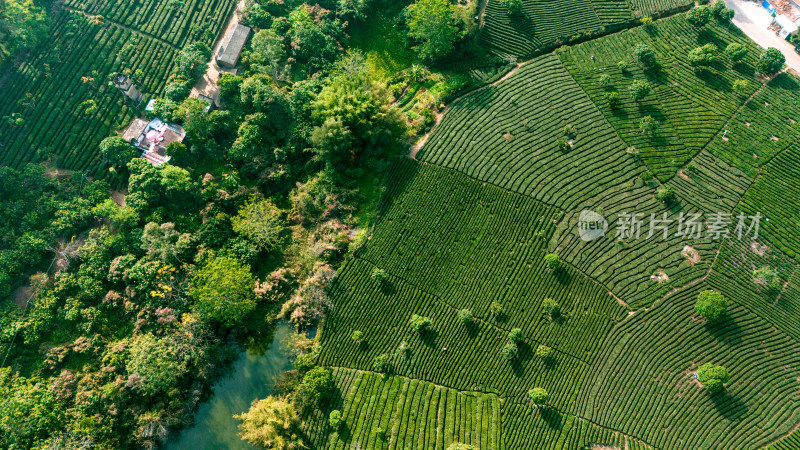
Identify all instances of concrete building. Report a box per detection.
[216,24,250,68]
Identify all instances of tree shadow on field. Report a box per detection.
[465,321,479,339]
[540,407,563,430]
[707,316,743,346]
[711,390,748,421]
[420,329,439,348]
[554,267,571,285]
[379,281,397,296]
[511,342,534,377]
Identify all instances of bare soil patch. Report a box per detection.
[682,245,701,265]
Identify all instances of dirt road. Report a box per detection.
[725,0,800,73]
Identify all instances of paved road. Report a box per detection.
[725,0,800,73]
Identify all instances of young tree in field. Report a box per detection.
[544,253,560,270]
[694,290,727,324]
[231,199,285,251]
[329,410,343,429]
[604,91,620,108]
[458,308,473,325]
[725,43,748,62]
[688,43,717,68]
[757,48,785,75]
[542,298,560,320]
[640,115,658,136]
[711,1,734,22]
[630,80,651,101]
[410,314,432,333]
[406,0,460,61]
[100,136,139,166]
[351,330,364,345]
[301,367,334,402]
[686,6,712,27]
[191,256,257,326]
[501,341,518,360]
[732,79,749,97]
[373,353,393,373]
[655,185,677,205]
[500,0,524,16]
[490,301,505,321]
[753,266,782,290]
[633,44,657,69]
[234,396,305,449]
[509,328,524,344]
[535,344,553,359]
[371,267,387,286]
[697,363,729,394]
[528,387,549,407]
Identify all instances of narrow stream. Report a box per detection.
[168,322,293,449]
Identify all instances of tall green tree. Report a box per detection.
[190,256,257,326]
[100,136,139,166]
[406,0,460,61]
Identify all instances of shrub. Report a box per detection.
[395,340,411,360]
[458,308,473,325]
[695,290,727,324]
[329,410,343,429]
[410,314,432,333]
[557,138,572,152]
[351,330,364,344]
[598,74,612,87]
[655,185,677,205]
[301,367,334,402]
[535,344,553,359]
[725,43,747,62]
[542,298,560,320]
[630,80,651,101]
[617,60,629,72]
[447,444,477,450]
[697,363,729,394]
[528,387,549,406]
[757,47,785,75]
[509,328,524,344]
[633,44,657,69]
[501,341,518,360]
[544,253,560,270]
[641,16,654,26]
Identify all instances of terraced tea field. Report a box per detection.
[310,8,800,450]
[479,0,692,58]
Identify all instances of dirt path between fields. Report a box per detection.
[408,61,526,159]
[190,0,247,104]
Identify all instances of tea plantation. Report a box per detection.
[310,8,800,450]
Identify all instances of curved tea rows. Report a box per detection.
[706,73,800,178]
[418,54,641,211]
[577,278,800,449]
[62,0,234,47]
[304,368,502,449]
[557,13,762,180]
